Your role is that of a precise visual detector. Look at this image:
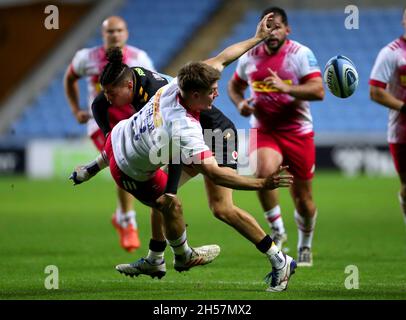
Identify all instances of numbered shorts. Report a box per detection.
[249,129,315,181]
[104,134,167,207]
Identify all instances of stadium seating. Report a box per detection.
[2,6,403,143]
[3,0,219,143]
[213,7,403,134]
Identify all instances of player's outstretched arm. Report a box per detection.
[203,13,276,72]
[193,156,293,191]
[69,154,108,185]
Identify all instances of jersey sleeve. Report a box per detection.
[70,48,89,77]
[296,46,322,83]
[171,115,212,164]
[137,50,156,71]
[234,54,249,84]
[369,47,395,89]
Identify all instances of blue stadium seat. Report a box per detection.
[213,7,402,135]
[5,0,220,141]
[3,6,403,142]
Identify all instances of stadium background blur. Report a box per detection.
[0,0,405,300]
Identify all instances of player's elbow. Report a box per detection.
[311,82,325,100]
[369,86,382,103]
[314,86,325,100]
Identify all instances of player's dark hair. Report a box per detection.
[99,47,132,86]
[177,62,221,93]
[261,7,288,25]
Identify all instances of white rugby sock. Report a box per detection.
[116,209,137,228]
[167,231,193,258]
[294,209,317,249]
[146,250,165,265]
[266,244,286,269]
[264,205,285,234]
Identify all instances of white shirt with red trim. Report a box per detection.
[234,40,321,134]
[369,37,406,143]
[111,78,212,181]
[70,45,155,136]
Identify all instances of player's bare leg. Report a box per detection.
[397,171,406,225]
[203,172,296,292]
[252,147,287,249]
[290,178,317,267]
[204,173,266,243]
[111,187,140,252]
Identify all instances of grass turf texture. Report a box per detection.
[0,171,405,300]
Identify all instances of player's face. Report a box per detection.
[103,82,133,107]
[102,20,129,48]
[194,83,219,111]
[264,15,290,52]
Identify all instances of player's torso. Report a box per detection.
[245,41,313,133]
[386,39,406,143]
[83,46,147,104]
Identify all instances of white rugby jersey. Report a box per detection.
[111,78,212,181]
[233,40,321,135]
[70,45,155,136]
[369,37,406,143]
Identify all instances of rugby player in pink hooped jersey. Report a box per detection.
[228,7,325,267]
[370,7,406,228]
[63,16,155,252]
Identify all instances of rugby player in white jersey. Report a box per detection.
[71,13,298,292]
[370,7,406,227]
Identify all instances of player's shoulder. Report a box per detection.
[382,38,404,54]
[288,40,313,56]
[125,45,150,58]
[73,45,103,61]
[245,42,266,58]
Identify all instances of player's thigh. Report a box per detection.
[250,147,283,177]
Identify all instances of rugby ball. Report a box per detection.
[323,55,358,98]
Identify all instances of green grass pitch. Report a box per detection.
[0,171,405,300]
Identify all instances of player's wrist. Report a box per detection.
[400,103,406,113]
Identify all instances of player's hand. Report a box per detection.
[237,98,255,117]
[263,165,293,190]
[264,68,290,94]
[74,110,91,124]
[69,166,90,185]
[255,13,278,40]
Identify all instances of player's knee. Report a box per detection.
[156,194,183,217]
[210,203,234,222]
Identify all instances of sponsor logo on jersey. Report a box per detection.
[134,67,146,77]
[252,80,292,92]
[307,51,318,67]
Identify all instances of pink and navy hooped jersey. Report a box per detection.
[70,45,155,136]
[369,37,406,143]
[233,40,321,134]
